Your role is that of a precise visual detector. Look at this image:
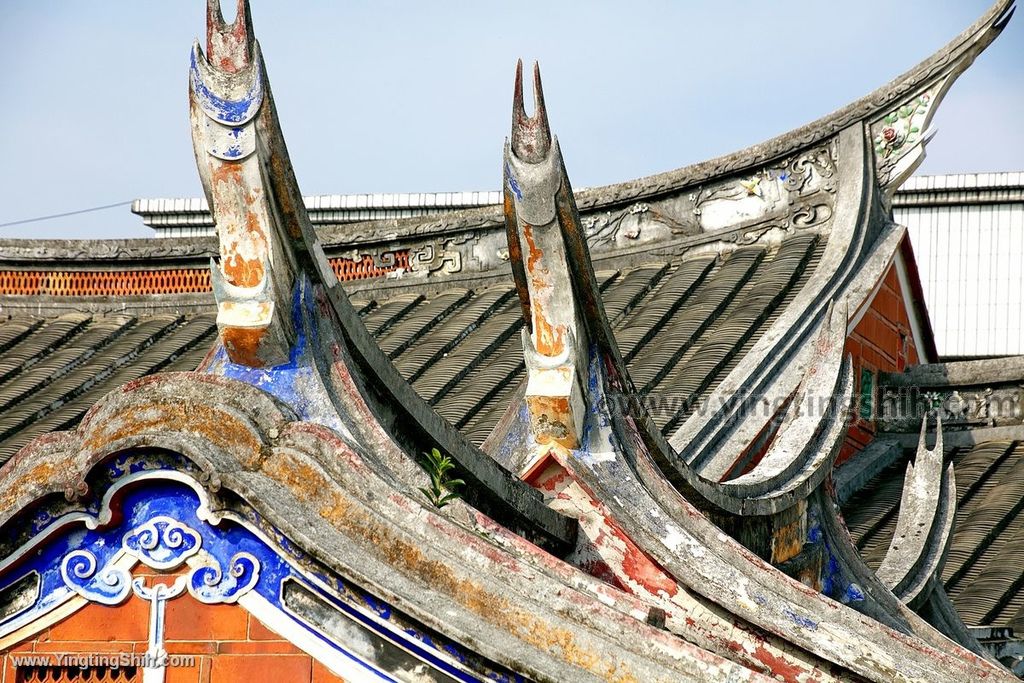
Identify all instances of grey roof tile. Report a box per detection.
[0,235,825,470]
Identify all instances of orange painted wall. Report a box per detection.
[1,570,343,683]
[838,262,920,466]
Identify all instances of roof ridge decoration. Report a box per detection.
[492,55,1013,681]
[589,0,1016,207]
[880,357,1024,437]
[191,0,291,367]
[0,2,1019,680]
[121,0,1017,240]
[0,374,756,682]
[496,71,850,676]
[877,416,953,602]
[499,64,853,519]
[669,0,1014,476]
[870,416,996,657]
[188,0,575,551]
[504,60,587,450]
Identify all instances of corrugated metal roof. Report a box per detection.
[896,175,1024,357]
[132,174,1024,218]
[132,190,506,236]
[133,191,505,214]
[898,172,1024,192]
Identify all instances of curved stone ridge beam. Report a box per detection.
[674,125,889,480]
[576,0,1015,210]
[0,3,1013,280]
[664,301,854,517]
[191,0,294,368]
[493,56,1012,683]
[809,465,993,662]
[869,2,1016,193]
[498,66,851,679]
[501,79,851,521]
[809,485,918,634]
[877,417,953,603]
[671,1,1015,482]
[569,374,1011,680]
[189,0,576,552]
[872,417,992,657]
[505,61,586,450]
[808,479,985,656]
[0,373,771,683]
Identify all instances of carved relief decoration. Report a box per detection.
[582,142,838,252]
[871,87,938,189]
[881,385,1024,431]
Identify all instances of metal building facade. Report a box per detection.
[894,173,1024,358]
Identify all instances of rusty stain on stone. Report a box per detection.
[521,222,564,357]
[221,325,269,368]
[82,401,264,470]
[210,163,266,288]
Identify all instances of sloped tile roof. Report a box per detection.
[0,314,217,462]
[845,439,1024,629]
[0,232,824,466]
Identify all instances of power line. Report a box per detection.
[0,201,134,229]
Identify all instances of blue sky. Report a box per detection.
[1,1,1020,239]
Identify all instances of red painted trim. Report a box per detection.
[0,251,410,297]
[897,236,938,362]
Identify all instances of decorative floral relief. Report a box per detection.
[873,92,933,163]
[692,169,784,230]
[868,89,933,189]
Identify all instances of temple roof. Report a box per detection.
[845,357,1024,634]
[0,1,1021,680]
[0,233,823,463]
[848,438,1024,630]
[0,0,1014,271]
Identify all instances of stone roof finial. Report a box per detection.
[504,61,589,449]
[206,0,254,72]
[191,0,295,367]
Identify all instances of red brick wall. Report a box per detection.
[1,570,342,683]
[838,262,920,465]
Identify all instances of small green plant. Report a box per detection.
[418,447,465,509]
